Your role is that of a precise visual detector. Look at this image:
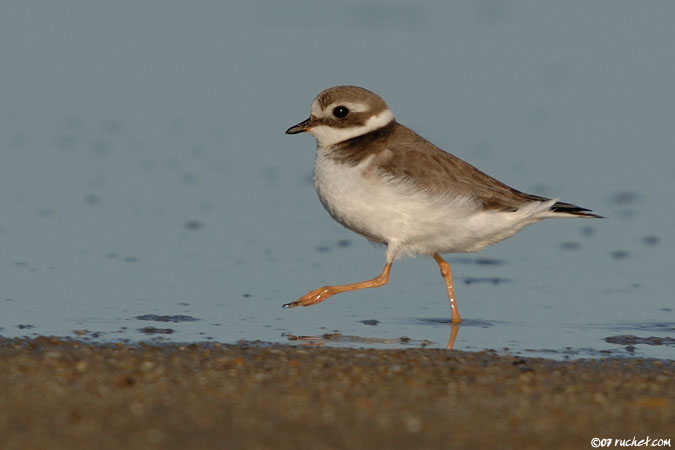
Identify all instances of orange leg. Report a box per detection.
[433,253,462,324]
[283,262,393,309]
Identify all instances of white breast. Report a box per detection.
[313,148,559,259]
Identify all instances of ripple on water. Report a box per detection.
[410,318,498,328]
[605,335,675,347]
[135,314,200,323]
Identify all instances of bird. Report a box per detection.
[283,85,601,323]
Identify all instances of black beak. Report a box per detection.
[285,118,312,135]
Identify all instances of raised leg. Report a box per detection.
[433,253,462,324]
[283,262,393,309]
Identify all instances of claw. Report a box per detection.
[282,301,299,309]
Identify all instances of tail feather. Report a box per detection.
[550,200,604,218]
[521,192,603,218]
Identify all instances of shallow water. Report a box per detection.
[1,1,674,360]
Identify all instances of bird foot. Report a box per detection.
[282,286,334,309]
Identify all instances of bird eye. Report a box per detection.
[332,106,350,118]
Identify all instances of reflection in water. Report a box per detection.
[447,324,459,349]
[283,332,434,347]
[283,323,462,349]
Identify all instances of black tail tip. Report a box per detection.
[552,201,604,218]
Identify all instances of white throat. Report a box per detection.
[309,109,394,148]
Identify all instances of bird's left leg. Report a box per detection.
[433,253,462,324]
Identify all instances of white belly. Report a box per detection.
[313,148,557,258]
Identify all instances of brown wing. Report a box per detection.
[373,124,534,211]
[380,124,601,216]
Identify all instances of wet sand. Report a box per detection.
[1,337,672,450]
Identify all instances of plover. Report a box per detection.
[284,85,600,323]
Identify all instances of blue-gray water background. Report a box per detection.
[1,1,673,359]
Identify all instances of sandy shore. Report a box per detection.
[0,337,672,450]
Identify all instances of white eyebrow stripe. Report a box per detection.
[326,101,370,113]
[310,100,371,118]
